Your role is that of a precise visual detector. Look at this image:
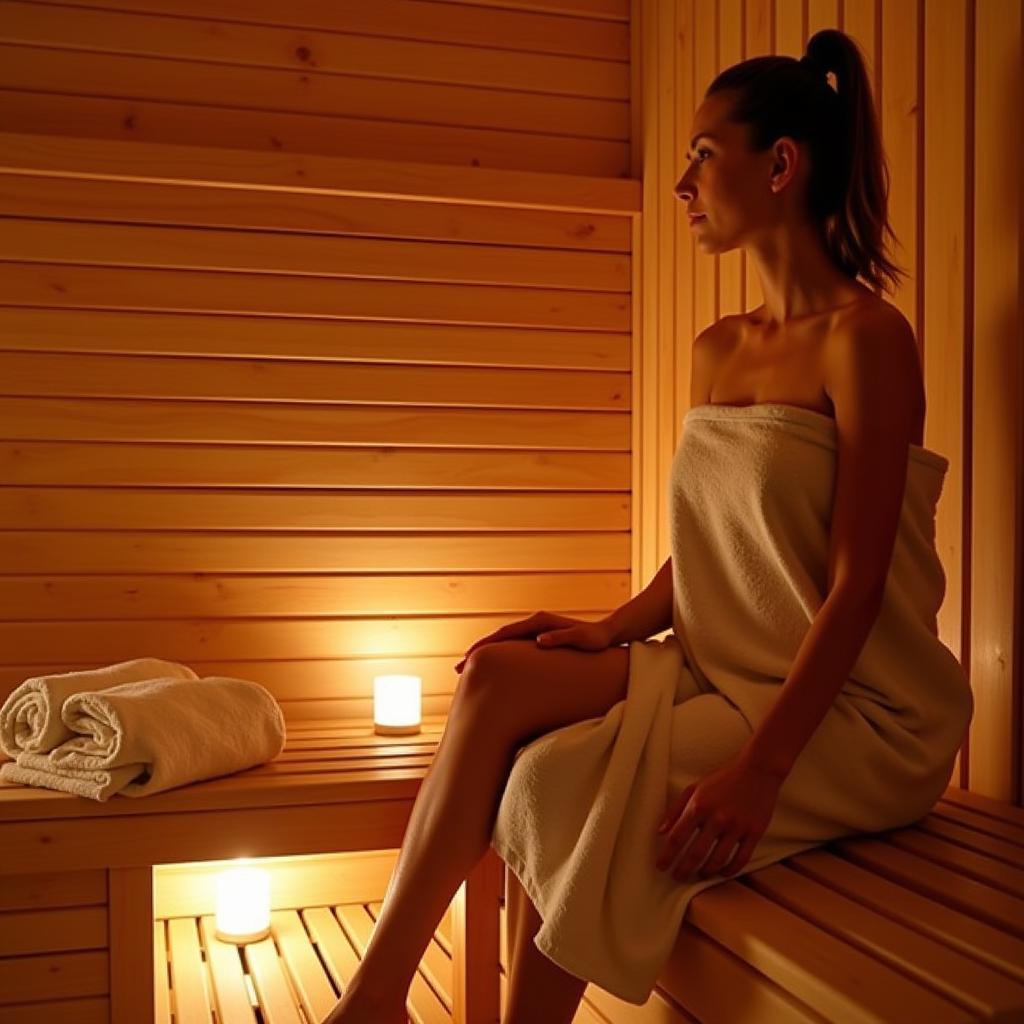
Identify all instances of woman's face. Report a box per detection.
[675,91,805,253]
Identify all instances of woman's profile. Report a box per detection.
[322,27,973,1023]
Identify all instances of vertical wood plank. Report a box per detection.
[719,0,745,319]
[693,0,719,331]
[109,866,154,1024]
[923,0,970,788]
[970,0,1022,801]
[775,0,805,70]
[808,0,839,35]
[880,0,919,331]
[744,0,772,318]
[658,0,679,560]
[451,846,502,1024]
[637,0,686,614]
[637,0,656,599]
[675,0,697,441]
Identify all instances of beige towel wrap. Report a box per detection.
[490,403,973,1005]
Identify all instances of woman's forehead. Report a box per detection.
[690,91,742,140]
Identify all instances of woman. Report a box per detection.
[323,27,972,1023]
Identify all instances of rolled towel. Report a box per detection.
[0,658,198,759]
[0,676,286,801]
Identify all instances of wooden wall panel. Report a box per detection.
[647,0,1023,802]
[0,0,1017,826]
[923,0,971,793]
[0,0,641,724]
[0,869,110,1022]
[971,0,1023,802]
[0,0,630,177]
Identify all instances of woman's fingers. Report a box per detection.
[718,834,758,877]
[668,826,718,880]
[697,830,742,878]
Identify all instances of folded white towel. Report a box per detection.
[1,752,146,801]
[0,658,198,758]
[0,676,286,801]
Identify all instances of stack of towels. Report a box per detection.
[0,658,287,801]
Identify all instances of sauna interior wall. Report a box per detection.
[1,0,1021,787]
[643,0,1023,802]
[0,0,637,723]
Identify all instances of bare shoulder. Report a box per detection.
[827,297,922,373]
[838,294,912,334]
[826,298,926,440]
[689,318,732,407]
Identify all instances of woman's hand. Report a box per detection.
[454,612,616,673]
[654,754,784,881]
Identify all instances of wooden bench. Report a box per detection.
[0,715,503,1024]
[3,721,1023,1024]
[501,784,1024,1024]
[627,784,1024,1024]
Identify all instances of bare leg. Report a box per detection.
[503,869,587,1024]
[321,687,519,1023]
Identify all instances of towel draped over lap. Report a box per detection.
[490,402,974,1006]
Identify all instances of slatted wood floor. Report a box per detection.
[156,900,453,1024]
[154,895,621,1024]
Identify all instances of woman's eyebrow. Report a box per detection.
[688,133,720,149]
[688,132,721,150]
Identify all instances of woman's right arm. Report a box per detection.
[600,556,674,645]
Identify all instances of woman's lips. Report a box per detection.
[689,214,706,226]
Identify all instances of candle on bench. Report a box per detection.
[214,863,271,944]
[373,674,422,735]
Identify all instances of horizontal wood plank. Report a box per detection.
[0,174,633,253]
[0,572,629,622]
[39,0,630,57]
[0,263,632,330]
[0,1,629,97]
[1,218,631,291]
[0,131,641,213]
[0,997,109,1024]
[0,308,632,370]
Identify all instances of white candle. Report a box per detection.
[214,864,271,944]
[374,675,422,735]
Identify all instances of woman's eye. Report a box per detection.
[686,148,711,164]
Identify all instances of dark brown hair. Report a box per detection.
[706,28,905,295]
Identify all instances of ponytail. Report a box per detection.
[707,28,906,294]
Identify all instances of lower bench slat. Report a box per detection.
[746,861,1024,1019]
[835,836,1024,936]
[686,880,976,1023]
[789,849,1024,982]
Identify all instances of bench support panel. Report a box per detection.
[110,866,154,1024]
[452,847,503,1024]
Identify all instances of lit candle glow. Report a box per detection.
[214,863,271,944]
[373,674,422,735]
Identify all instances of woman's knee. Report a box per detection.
[453,639,631,744]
